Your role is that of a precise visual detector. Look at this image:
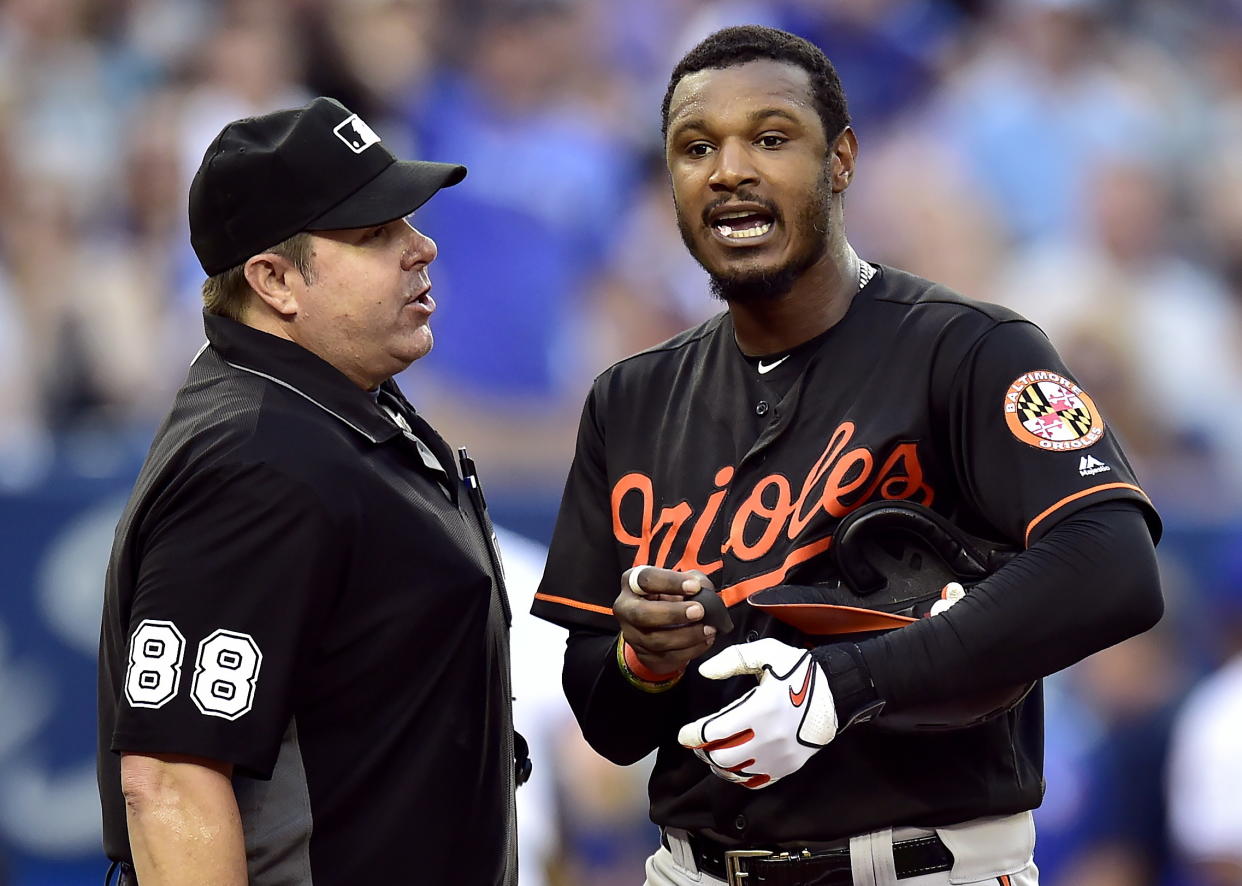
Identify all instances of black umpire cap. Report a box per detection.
[189,96,466,276]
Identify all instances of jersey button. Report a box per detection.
[746,630,760,642]
[734,814,747,831]
[755,401,769,416]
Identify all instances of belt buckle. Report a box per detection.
[723,849,774,885]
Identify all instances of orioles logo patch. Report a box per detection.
[1003,371,1104,451]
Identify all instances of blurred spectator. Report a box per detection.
[845,130,1008,299]
[677,0,959,134]
[586,161,717,366]
[300,0,444,126]
[1051,620,1194,886]
[1167,543,1242,886]
[394,1,641,484]
[994,154,1242,513]
[929,0,1169,243]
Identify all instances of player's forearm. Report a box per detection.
[855,502,1162,709]
[564,630,686,765]
[121,753,247,886]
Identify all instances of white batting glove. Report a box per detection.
[677,638,837,789]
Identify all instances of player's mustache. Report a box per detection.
[701,192,782,227]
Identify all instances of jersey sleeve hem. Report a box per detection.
[1024,483,1160,546]
[110,732,277,781]
[531,592,617,632]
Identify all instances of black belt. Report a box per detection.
[662,829,953,885]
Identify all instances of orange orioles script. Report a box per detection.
[611,421,933,605]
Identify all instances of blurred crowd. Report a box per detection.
[1,0,1241,884]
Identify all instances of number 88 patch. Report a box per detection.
[125,619,263,720]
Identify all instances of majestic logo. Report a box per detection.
[1078,454,1111,477]
[610,421,933,605]
[1003,371,1104,451]
[332,114,382,153]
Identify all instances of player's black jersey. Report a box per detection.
[98,314,516,885]
[533,264,1158,842]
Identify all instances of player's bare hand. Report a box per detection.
[616,566,718,675]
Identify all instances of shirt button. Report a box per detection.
[755,401,769,416]
[746,630,760,642]
[734,814,747,831]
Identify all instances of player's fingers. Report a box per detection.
[624,623,715,655]
[684,569,716,592]
[614,591,709,631]
[697,638,793,680]
[705,763,751,785]
[677,688,756,749]
[622,565,709,597]
[699,735,757,771]
[929,582,966,617]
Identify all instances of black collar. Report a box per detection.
[202,312,404,444]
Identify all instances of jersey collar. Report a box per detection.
[201,312,405,444]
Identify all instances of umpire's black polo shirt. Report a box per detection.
[98,313,516,885]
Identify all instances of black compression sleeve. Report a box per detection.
[815,501,1162,720]
[562,631,687,765]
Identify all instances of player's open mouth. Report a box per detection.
[708,206,776,244]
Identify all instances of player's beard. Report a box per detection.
[676,169,833,305]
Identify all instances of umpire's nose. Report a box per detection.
[402,223,438,270]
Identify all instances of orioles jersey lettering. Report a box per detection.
[611,421,933,581]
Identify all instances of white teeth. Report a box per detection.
[719,222,772,239]
[717,210,755,221]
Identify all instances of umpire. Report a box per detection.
[97,97,520,885]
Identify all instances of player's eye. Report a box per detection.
[686,142,714,157]
[756,134,787,148]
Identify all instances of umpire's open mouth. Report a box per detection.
[404,285,436,316]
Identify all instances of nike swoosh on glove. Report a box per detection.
[676,638,838,789]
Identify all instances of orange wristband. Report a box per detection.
[616,635,683,693]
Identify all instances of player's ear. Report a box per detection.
[244,253,301,318]
[830,127,857,193]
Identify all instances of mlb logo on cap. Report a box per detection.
[333,114,381,153]
[187,96,465,275]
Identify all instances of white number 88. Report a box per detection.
[123,622,263,720]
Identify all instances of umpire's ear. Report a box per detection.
[244,251,303,319]
[830,127,858,194]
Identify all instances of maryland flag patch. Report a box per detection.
[1003,371,1104,451]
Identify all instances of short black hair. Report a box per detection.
[661,25,850,147]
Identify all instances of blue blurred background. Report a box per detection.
[2,0,1242,884]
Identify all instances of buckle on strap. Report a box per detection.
[724,849,773,885]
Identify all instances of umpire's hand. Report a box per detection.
[615,566,718,677]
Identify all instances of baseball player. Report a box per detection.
[531,26,1163,886]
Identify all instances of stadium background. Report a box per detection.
[1,0,1241,883]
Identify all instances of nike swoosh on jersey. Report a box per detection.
[757,355,790,374]
[789,665,813,707]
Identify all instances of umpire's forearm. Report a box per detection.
[121,752,246,886]
[564,631,687,765]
